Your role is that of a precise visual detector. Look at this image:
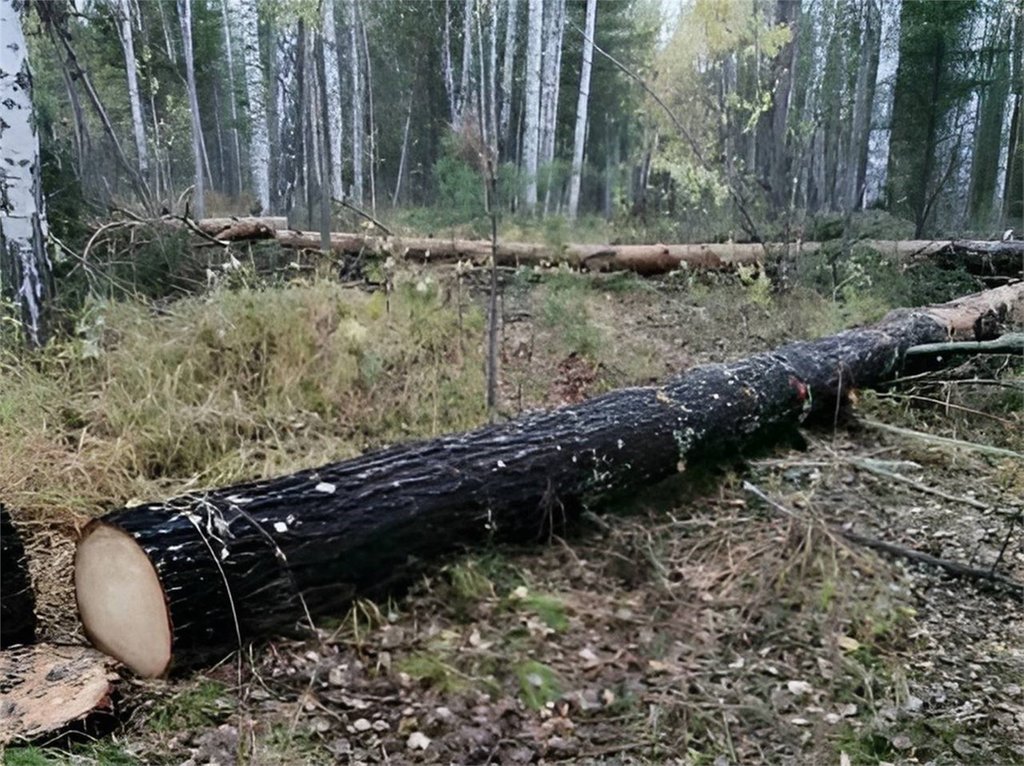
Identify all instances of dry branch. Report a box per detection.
[74,282,1024,677]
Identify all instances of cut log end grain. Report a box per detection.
[74,523,172,678]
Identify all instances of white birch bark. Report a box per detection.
[112,0,149,180]
[488,0,498,152]
[443,0,457,123]
[322,0,344,201]
[568,0,596,220]
[864,0,902,206]
[0,0,51,346]
[457,0,475,126]
[220,0,243,196]
[523,0,544,212]
[178,0,205,218]
[539,0,565,165]
[498,0,518,152]
[348,0,364,204]
[239,0,271,213]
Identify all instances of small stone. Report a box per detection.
[353,718,372,732]
[407,732,431,750]
[891,733,913,750]
[372,720,390,732]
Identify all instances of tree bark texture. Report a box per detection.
[1,506,36,648]
[77,282,1024,674]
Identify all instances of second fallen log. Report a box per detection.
[74,283,1024,677]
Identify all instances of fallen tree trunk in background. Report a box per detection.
[2,506,37,648]
[74,282,1024,677]
[173,218,1024,277]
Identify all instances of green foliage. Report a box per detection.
[515,660,562,710]
[148,679,231,731]
[538,278,603,358]
[397,652,467,693]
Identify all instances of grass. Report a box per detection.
[0,277,488,520]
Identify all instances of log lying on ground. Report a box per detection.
[272,229,1024,276]
[2,505,37,648]
[74,282,1024,677]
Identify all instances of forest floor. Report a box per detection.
[2,256,1023,765]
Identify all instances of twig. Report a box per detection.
[873,391,1015,426]
[848,458,989,510]
[331,196,393,236]
[859,419,1024,460]
[742,482,1024,599]
[905,333,1024,357]
[839,530,1024,598]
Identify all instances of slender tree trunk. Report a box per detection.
[240,0,271,213]
[178,0,205,218]
[967,8,1011,229]
[539,0,565,166]
[443,0,457,123]
[112,0,149,181]
[349,0,364,205]
[522,0,543,213]
[457,0,476,126]
[392,97,413,206]
[155,0,177,63]
[315,35,333,252]
[847,0,878,211]
[499,0,518,156]
[568,0,596,220]
[865,0,901,206]
[359,6,377,213]
[488,0,499,152]
[220,0,244,197]
[268,26,284,211]
[0,0,53,347]
[322,0,344,201]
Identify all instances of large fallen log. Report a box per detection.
[272,229,1023,276]
[74,282,1024,677]
[2,505,37,648]
[174,218,1023,277]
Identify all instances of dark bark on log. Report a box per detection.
[75,283,1024,676]
[2,505,37,648]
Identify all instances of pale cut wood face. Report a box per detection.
[75,524,172,678]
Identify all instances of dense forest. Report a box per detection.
[5,0,1022,244]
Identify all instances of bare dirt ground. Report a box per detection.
[4,266,1023,765]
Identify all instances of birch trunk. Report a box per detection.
[112,0,149,181]
[443,0,457,123]
[568,0,596,220]
[359,6,376,212]
[348,0,364,205]
[240,0,271,214]
[864,0,902,206]
[322,0,344,201]
[488,0,499,152]
[498,0,518,155]
[539,0,565,166]
[522,0,544,213]
[458,0,475,126]
[0,0,52,347]
[220,0,244,197]
[178,0,205,218]
[847,0,879,211]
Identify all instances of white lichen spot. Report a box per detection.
[227,494,253,505]
[220,547,230,561]
[274,521,288,533]
[677,460,687,473]
[315,482,336,494]
[711,393,720,400]
[617,439,624,449]
[496,459,506,468]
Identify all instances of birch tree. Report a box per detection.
[177,0,205,218]
[112,0,149,182]
[498,0,518,154]
[240,0,271,213]
[349,0,365,204]
[322,0,344,201]
[522,0,543,212]
[0,0,52,347]
[220,0,243,196]
[568,0,596,220]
